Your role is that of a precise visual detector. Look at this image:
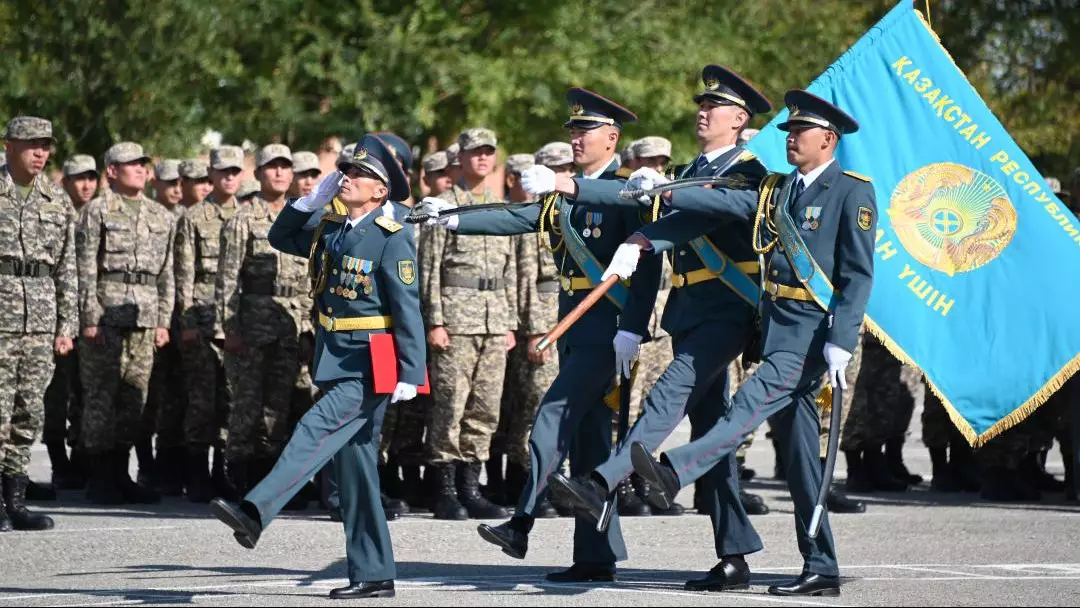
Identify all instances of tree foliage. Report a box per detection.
[0,0,1074,174]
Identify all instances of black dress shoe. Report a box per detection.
[328,580,395,599]
[210,498,262,549]
[547,473,607,523]
[477,521,528,559]
[826,491,865,514]
[740,491,770,515]
[768,572,840,596]
[685,557,751,591]
[545,563,616,583]
[629,443,679,510]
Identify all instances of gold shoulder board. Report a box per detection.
[375,215,403,233]
[615,167,633,178]
[843,170,872,182]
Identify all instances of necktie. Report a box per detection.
[690,155,708,177]
[331,222,350,252]
[795,178,806,200]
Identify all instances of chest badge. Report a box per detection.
[802,207,822,231]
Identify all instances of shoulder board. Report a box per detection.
[843,170,872,183]
[375,215,403,233]
[615,167,633,178]
[736,150,758,163]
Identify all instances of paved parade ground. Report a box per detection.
[4,418,1079,607]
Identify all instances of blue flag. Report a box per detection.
[747,1,1080,446]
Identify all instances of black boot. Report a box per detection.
[400,465,427,512]
[157,447,185,497]
[382,493,407,520]
[379,459,404,500]
[484,453,506,505]
[929,447,959,491]
[432,464,468,520]
[477,517,530,559]
[227,459,252,497]
[863,444,909,491]
[2,474,54,530]
[636,474,684,516]
[457,461,509,519]
[949,439,981,492]
[0,479,11,532]
[135,437,156,489]
[740,490,770,515]
[693,479,710,515]
[24,479,57,501]
[86,452,123,505]
[502,463,525,508]
[737,456,756,482]
[185,446,214,503]
[114,448,161,504]
[773,436,786,481]
[47,441,84,490]
[886,439,923,486]
[211,447,238,501]
[844,449,873,492]
[547,486,576,517]
[1025,451,1065,492]
[616,476,651,517]
[1064,448,1077,501]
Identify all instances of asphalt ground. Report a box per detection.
[4,406,1079,606]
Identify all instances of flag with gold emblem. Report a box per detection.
[746,0,1080,445]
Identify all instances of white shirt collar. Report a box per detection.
[701,144,736,165]
[345,201,394,229]
[797,158,836,189]
[583,156,617,180]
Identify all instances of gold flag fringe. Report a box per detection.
[862,315,1080,447]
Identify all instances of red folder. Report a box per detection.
[370,333,431,395]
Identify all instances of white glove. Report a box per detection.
[624,167,669,205]
[293,170,344,212]
[520,165,556,195]
[390,382,418,403]
[415,197,460,229]
[601,242,642,281]
[824,342,852,389]
[613,330,642,378]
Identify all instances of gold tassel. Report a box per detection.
[816,385,833,414]
[604,363,639,413]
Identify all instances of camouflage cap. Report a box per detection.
[291,151,320,174]
[104,142,151,166]
[179,158,209,180]
[154,159,181,181]
[63,154,98,178]
[422,151,449,174]
[255,143,292,169]
[210,145,244,170]
[534,142,574,168]
[338,142,356,167]
[506,153,534,175]
[237,179,261,199]
[620,144,636,165]
[4,116,54,141]
[445,142,461,166]
[632,136,672,160]
[457,128,497,151]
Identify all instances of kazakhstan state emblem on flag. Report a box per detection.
[888,162,1018,276]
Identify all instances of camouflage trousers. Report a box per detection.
[147,339,187,449]
[426,334,507,464]
[78,327,156,453]
[920,379,955,449]
[0,332,53,476]
[224,337,300,461]
[978,391,1069,469]
[840,334,918,451]
[820,334,863,457]
[43,348,83,447]
[180,339,230,448]
[497,338,560,467]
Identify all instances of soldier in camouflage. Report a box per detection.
[152,160,184,211]
[237,179,261,204]
[419,128,516,520]
[41,155,99,491]
[217,144,312,496]
[0,117,78,530]
[174,146,246,501]
[179,159,213,210]
[289,152,321,198]
[76,141,175,505]
[445,142,463,185]
[421,151,453,198]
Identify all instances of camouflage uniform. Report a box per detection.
[625,257,673,432]
[175,193,243,450]
[76,145,177,456]
[839,333,917,451]
[0,130,78,477]
[217,197,312,464]
[420,178,517,465]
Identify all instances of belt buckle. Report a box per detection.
[559,276,571,291]
[13,259,24,275]
[481,278,494,291]
[767,280,779,301]
[325,316,336,331]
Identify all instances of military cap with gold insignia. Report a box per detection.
[778,89,859,135]
[338,133,410,202]
[563,87,637,130]
[693,65,772,116]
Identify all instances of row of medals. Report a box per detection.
[581,210,603,238]
[802,207,821,231]
[334,257,374,300]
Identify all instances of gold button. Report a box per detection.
[771,269,778,276]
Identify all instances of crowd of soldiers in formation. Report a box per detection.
[3,117,1077,534]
